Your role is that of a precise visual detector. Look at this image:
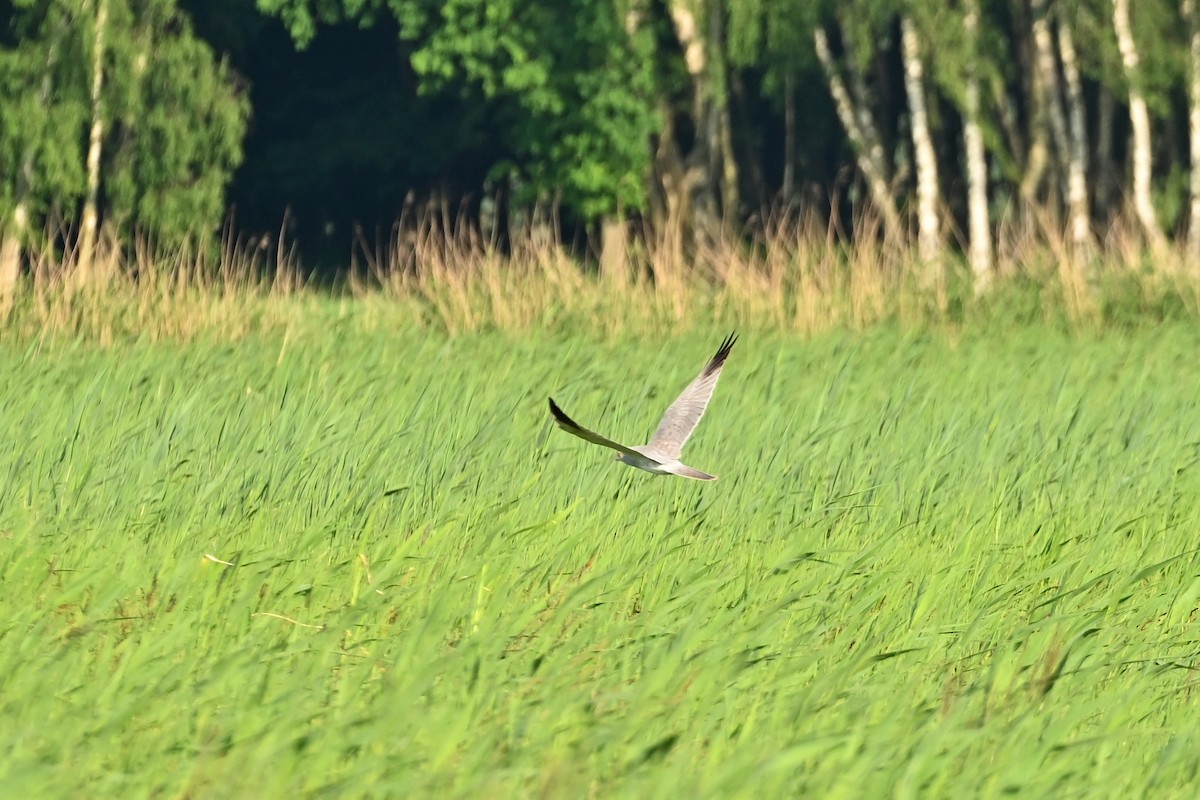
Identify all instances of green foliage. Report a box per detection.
[1153,163,1190,233]
[1124,0,1188,114]
[727,0,820,72]
[817,0,900,71]
[259,0,658,219]
[0,0,89,231]
[100,0,250,242]
[726,0,828,121]
[425,0,656,217]
[0,0,247,245]
[908,0,1022,181]
[1,326,1200,795]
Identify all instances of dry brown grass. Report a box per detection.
[1,227,317,344]
[350,204,919,336]
[3,204,1199,344]
[349,202,1200,336]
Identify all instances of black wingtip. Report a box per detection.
[705,332,737,374]
[547,397,574,428]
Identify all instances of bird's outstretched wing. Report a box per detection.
[646,333,737,459]
[547,398,655,462]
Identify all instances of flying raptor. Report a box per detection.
[547,333,737,481]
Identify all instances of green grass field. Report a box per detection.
[2,323,1200,797]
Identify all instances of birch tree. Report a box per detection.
[1113,0,1167,249]
[913,0,1004,290]
[961,0,992,289]
[900,14,941,268]
[707,1,739,224]
[812,16,903,241]
[1184,0,1200,262]
[79,0,108,277]
[1029,0,1081,243]
[1,1,84,308]
[1017,8,1053,203]
[1058,17,1091,254]
[667,0,719,228]
[0,0,88,292]
[662,0,742,228]
[262,0,657,227]
[100,0,249,242]
[1,0,246,275]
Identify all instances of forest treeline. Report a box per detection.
[1,0,1199,288]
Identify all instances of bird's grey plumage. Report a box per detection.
[546,398,647,462]
[643,333,735,460]
[547,333,737,481]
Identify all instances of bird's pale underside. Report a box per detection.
[548,333,737,481]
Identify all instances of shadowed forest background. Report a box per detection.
[2,0,1200,330]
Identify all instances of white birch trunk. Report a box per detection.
[962,0,992,290]
[6,24,64,311]
[900,16,941,268]
[667,0,718,227]
[0,217,19,317]
[1186,0,1200,264]
[1030,0,1070,203]
[1058,21,1091,253]
[1,122,36,313]
[668,0,705,82]
[707,0,738,223]
[1113,0,1166,250]
[845,52,888,188]
[1018,70,1051,202]
[812,26,903,240]
[79,0,108,280]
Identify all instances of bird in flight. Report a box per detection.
[548,333,737,481]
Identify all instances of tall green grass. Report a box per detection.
[1,325,1199,797]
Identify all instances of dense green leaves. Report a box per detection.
[260,0,657,218]
[0,0,247,245]
[0,0,89,230]
[100,0,250,241]
[7,0,1200,262]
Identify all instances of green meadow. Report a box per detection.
[2,321,1199,797]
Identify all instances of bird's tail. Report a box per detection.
[665,463,718,481]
